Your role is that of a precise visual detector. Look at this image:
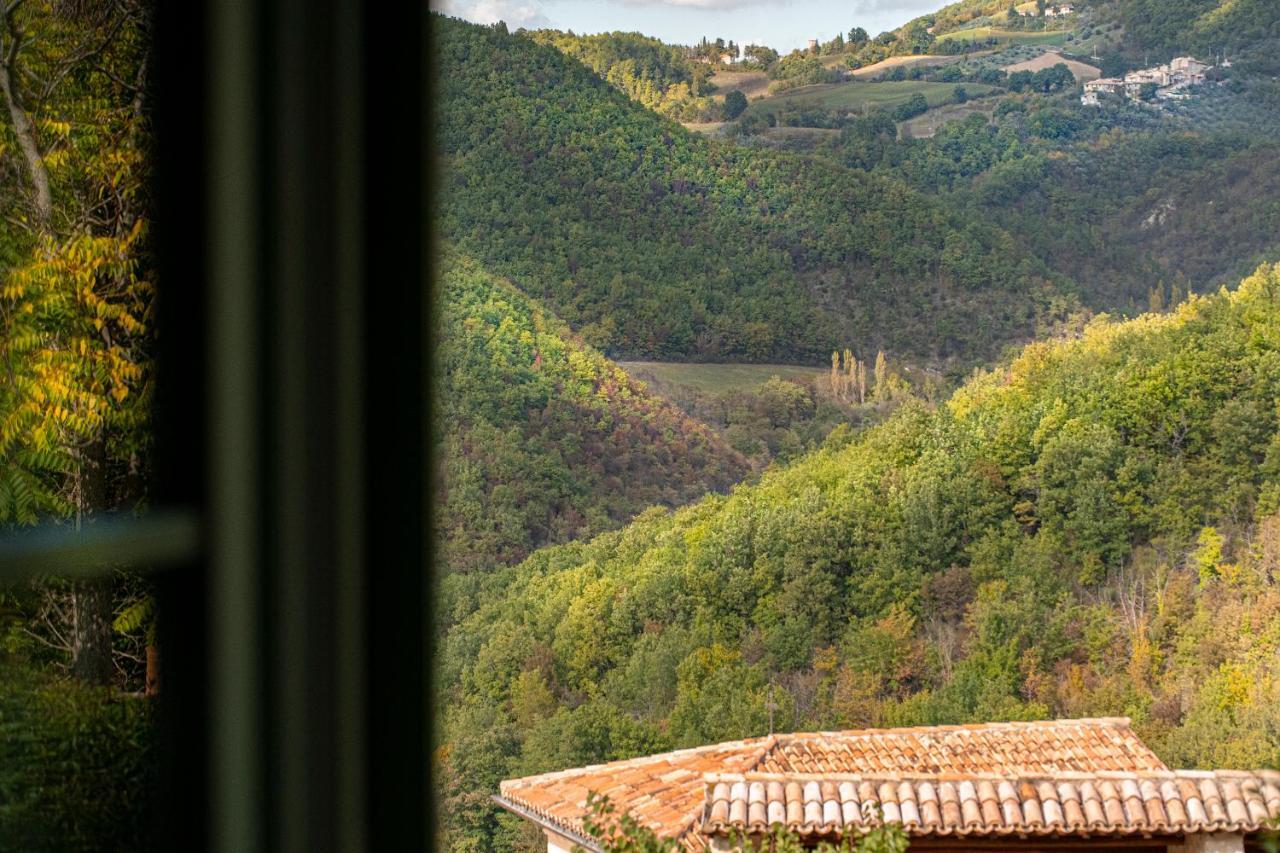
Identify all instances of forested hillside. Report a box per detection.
[745,76,1280,315]
[856,0,1277,61]
[435,15,1070,365]
[437,264,1280,850]
[524,29,719,121]
[436,254,749,572]
[970,129,1280,309]
[1110,0,1279,57]
[854,103,1280,309]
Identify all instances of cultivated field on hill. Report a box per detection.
[1003,50,1101,79]
[847,54,968,77]
[708,69,771,100]
[742,79,999,118]
[935,26,1070,45]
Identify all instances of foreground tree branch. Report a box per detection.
[0,0,52,225]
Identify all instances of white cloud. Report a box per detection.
[846,0,940,14]
[618,0,782,8]
[431,0,554,29]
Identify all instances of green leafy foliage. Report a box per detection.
[436,254,749,571]
[722,89,748,120]
[438,266,1280,849]
[0,660,154,852]
[769,54,840,92]
[0,1,153,525]
[0,2,157,845]
[892,92,931,121]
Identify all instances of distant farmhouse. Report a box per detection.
[1082,55,1210,105]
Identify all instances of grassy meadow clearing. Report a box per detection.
[618,361,829,394]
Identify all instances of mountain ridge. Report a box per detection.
[434,14,1074,367]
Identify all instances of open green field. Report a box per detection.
[934,27,1069,45]
[743,80,999,118]
[618,362,828,394]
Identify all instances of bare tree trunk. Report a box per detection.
[0,5,53,225]
[70,579,113,684]
[70,437,113,686]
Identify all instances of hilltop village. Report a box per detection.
[1082,55,1213,105]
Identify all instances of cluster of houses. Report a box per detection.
[1020,3,1075,17]
[1082,55,1211,105]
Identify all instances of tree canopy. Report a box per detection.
[436,253,749,572]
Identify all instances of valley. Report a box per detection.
[428,2,1280,849]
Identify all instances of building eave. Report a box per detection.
[491,794,604,852]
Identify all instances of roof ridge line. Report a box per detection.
[779,717,1135,739]
[700,769,1280,783]
[745,733,780,773]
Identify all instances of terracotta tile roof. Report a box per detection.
[494,718,1167,847]
[758,718,1166,775]
[496,735,776,847]
[702,770,1280,840]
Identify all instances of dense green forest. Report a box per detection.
[435,15,1073,366]
[437,254,748,571]
[1109,0,1279,57]
[523,29,721,121]
[438,265,1280,850]
[969,128,1280,309]
[0,0,1272,850]
[0,1,156,849]
[811,101,1280,312]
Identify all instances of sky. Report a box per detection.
[430,0,945,53]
